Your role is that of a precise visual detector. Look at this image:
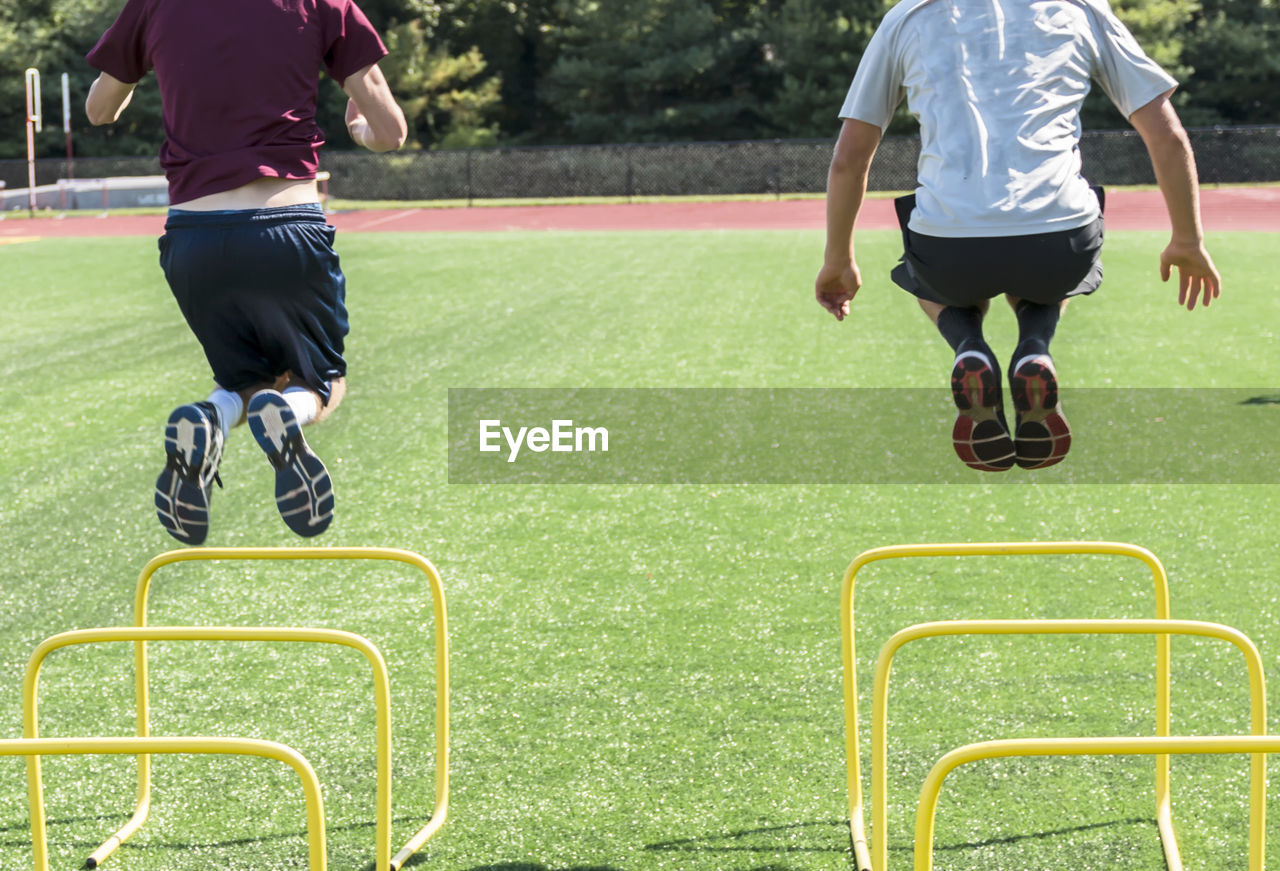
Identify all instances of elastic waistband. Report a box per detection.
[164,203,326,230]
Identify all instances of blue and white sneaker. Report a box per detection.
[247,390,333,537]
[155,402,224,545]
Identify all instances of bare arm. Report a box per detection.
[815,118,882,321]
[341,62,407,152]
[85,71,136,126]
[1129,90,1221,310]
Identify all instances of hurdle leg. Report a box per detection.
[85,636,153,867]
[10,736,326,871]
[916,736,1273,871]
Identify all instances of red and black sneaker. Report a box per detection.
[1009,354,1071,469]
[950,350,1015,472]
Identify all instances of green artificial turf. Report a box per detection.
[0,228,1277,871]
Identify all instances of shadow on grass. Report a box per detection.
[645,819,849,854]
[1,815,629,871]
[0,813,121,836]
[923,816,1152,852]
[435,865,624,871]
[442,865,796,871]
[0,814,417,852]
[399,822,850,871]
[4,814,1154,868]
[644,816,1153,860]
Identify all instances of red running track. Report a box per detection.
[2,187,1277,239]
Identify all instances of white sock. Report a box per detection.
[206,388,244,436]
[282,386,319,426]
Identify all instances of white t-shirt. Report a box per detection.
[840,0,1177,237]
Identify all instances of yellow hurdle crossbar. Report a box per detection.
[915,736,1280,871]
[93,546,448,871]
[841,542,1174,871]
[23,627,389,870]
[873,619,1266,871]
[5,736,325,871]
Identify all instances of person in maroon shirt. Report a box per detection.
[85,0,407,545]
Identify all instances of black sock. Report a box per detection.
[1013,300,1060,360]
[935,305,987,354]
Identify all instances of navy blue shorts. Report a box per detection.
[159,204,347,403]
[889,190,1105,308]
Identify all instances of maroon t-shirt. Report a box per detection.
[87,0,387,204]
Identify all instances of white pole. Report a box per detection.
[25,68,42,216]
[61,72,74,182]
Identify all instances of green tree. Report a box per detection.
[380,21,503,148]
[1081,0,1198,128]
[0,0,165,159]
[3,0,1275,158]
[305,0,506,150]
[540,0,769,143]
[1178,0,1280,125]
[433,0,571,143]
[757,0,882,138]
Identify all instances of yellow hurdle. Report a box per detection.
[915,736,1280,871]
[872,619,1266,871]
[841,542,1175,871]
[91,546,448,871]
[5,735,325,871]
[24,627,389,870]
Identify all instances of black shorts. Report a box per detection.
[889,190,1105,308]
[159,204,347,403]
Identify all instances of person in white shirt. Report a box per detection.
[815,0,1221,471]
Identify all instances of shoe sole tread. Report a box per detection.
[247,392,334,537]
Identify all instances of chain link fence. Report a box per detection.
[3,126,1278,205]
